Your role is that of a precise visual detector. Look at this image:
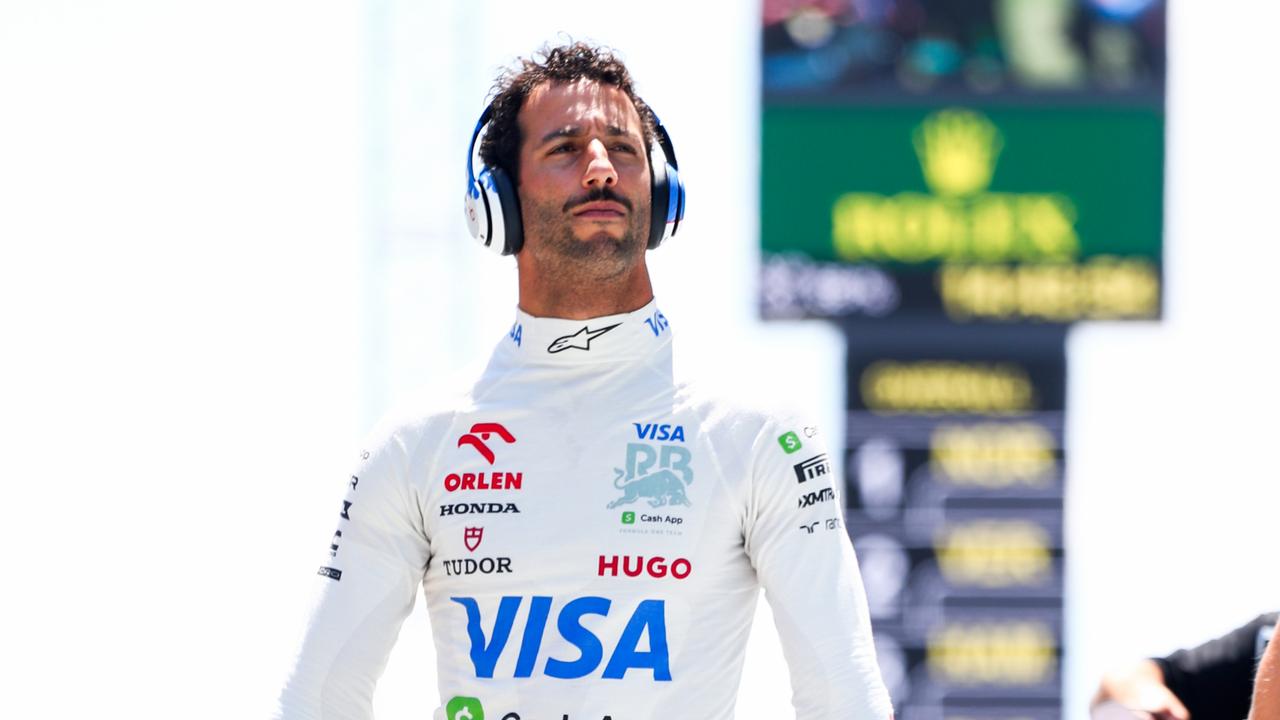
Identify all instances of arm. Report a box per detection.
[1251,624,1278,720]
[745,420,893,719]
[1092,613,1277,720]
[1157,614,1274,719]
[1091,659,1189,720]
[273,426,432,720]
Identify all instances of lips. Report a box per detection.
[571,200,627,218]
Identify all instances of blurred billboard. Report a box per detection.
[760,0,1166,323]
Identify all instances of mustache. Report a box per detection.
[562,187,633,214]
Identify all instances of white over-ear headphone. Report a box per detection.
[464,104,686,255]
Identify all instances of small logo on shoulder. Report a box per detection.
[778,431,802,454]
[794,453,830,483]
[445,696,484,720]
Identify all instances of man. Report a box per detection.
[1092,612,1277,720]
[275,42,892,720]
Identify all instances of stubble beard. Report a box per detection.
[521,194,650,284]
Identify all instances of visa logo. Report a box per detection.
[450,595,671,681]
[633,423,686,442]
[642,309,669,337]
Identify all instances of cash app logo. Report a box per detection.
[621,511,636,524]
[446,696,484,720]
[778,431,802,454]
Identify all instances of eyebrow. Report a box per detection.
[537,124,635,145]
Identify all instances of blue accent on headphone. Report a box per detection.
[464,101,686,255]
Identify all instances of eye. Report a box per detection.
[612,143,639,155]
[549,143,576,155]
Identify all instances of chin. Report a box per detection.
[573,229,626,244]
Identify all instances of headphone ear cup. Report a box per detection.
[464,104,524,256]
[667,163,685,239]
[646,120,686,250]
[647,160,685,250]
[648,152,671,250]
[488,166,523,255]
[464,173,494,250]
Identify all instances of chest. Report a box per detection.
[421,408,748,588]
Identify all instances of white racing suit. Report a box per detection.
[275,300,892,720]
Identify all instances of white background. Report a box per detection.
[1,1,1276,718]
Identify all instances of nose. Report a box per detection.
[581,138,618,189]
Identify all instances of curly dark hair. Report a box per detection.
[479,42,657,182]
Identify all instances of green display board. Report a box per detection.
[762,1,1166,715]
[761,105,1163,322]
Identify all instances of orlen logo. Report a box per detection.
[451,595,671,681]
[445,472,523,492]
[598,555,692,580]
[458,422,516,465]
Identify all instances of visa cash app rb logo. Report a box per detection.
[608,443,693,509]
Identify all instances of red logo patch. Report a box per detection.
[458,422,516,465]
[464,527,483,552]
[597,555,692,579]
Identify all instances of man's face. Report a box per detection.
[515,79,651,272]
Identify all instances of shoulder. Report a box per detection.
[672,379,822,456]
[666,319,836,448]
[363,356,497,464]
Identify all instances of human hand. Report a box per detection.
[1092,660,1191,720]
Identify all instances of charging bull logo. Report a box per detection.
[607,443,693,509]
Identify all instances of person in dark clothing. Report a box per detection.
[1092,612,1277,720]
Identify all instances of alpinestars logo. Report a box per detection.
[547,324,620,353]
[458,422,516,464]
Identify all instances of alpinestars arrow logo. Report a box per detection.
[547,323,620,353]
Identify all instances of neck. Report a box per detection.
[516,255,654,320]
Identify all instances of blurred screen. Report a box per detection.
[843,323,1067,718]
[760,2,1166,716]
[760,0,1166,323]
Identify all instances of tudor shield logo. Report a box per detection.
[464,527,483,552]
